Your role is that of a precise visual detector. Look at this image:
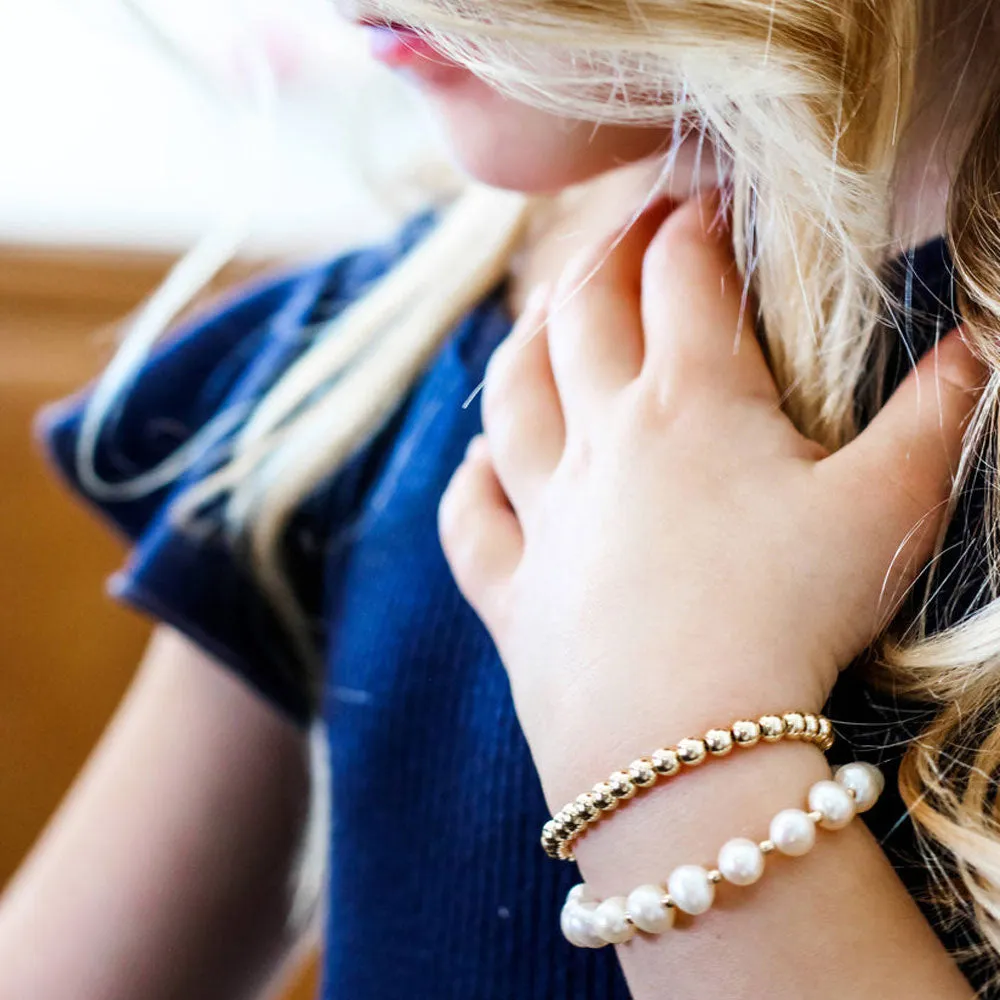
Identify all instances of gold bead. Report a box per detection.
[591,782,618,812]
[608,770,638,800]
[567,801,593,831]
[574,792,600,822]
[651,747,681,776]
[676,737,708,766]
[731,719,761,747]
[551,816,569,839]
[817,716,834,750]
[628,757,658,788]
[802,713,820,741]
[557,808,580,834]
[758,715,786,742]
[707,869,723,884]
[783,712,806,739]
[759,839,776,854]
[705,728,734,756]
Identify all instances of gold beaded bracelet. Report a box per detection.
[541,711,834,861]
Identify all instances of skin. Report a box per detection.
[426,2,997,995]
[0,629,313,1000]
[0,3,994,999]
[395,0,998,289]
[440,195,983,997]
[416,86,675,195]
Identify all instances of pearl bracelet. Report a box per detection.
[543,711,834,861]
[560,761,884,949]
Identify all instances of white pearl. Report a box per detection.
[667,865,715,915]
[835,762,884,813]
[808,779,856,830]
[592,896,636,944]
[561,901,605,949]
[717,837,765,886]
[626,884,675,934]
[566,883,596,907]
[769,808,817,856]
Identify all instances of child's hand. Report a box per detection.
[439,193,984,805]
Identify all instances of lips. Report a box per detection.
[357,16,470,83]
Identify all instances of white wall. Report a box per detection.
[0,0,456,256]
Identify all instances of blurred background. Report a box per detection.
[0,1,455,995]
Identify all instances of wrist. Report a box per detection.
[532,666,831,816]
[568,739,832,898]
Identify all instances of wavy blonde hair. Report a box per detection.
[82,0,1000,967]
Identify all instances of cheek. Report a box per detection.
[416,74,674,192]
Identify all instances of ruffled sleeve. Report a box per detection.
[38,213,437,724]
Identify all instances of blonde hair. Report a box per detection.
[84,0,1000,969]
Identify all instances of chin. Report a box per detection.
[445,138,621,194]
[418,74,674,194]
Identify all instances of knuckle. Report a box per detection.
[465,433,490,463]
[482,353,534,454]
[644,206,693,264]
[550,264,616,332]
[484,408,521,460]
[438,453,502,572]
[931,329,986,395]
[546,296,595,357]
[482,342,519,423]
[439,507,491,594]
[642,223,673,274]
[554,238,615,299]
[643,198,718,277]
[560,259,615,302]
[632,366,689,423]
[437,467,473,545]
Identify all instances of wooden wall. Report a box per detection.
[0,246,317,999]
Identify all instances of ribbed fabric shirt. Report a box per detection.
[40,211,989,997]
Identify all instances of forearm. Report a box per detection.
[0,629,312,1000]
[555,731,972,999]
[441,192,986,999]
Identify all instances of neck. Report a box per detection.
[508,1,1000,312]
[892,0,999,246]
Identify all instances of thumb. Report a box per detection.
[826,327,986,607]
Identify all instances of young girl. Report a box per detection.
[1,1,998,997]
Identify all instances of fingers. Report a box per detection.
[640,192,778,404]
[546,199,675,422]
[482,285,565,518]
[438,436,523,619]
[823,327,986,609]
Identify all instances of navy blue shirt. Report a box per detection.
[40,214,986,996]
